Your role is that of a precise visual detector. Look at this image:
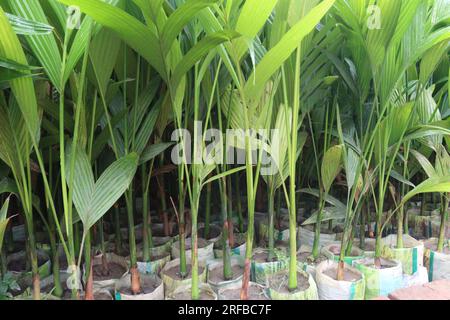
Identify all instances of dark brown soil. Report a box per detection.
[208,264,243,283]
[269,271,310,294]
[163,264,205,281]
[58,258,68,270]
[297,251,328,265]
[93,262,126,281]
[199,226,221,240]
[177,238,209,250]
[153,237,171,246]
[220,284,268,300]
[152,225,179,237]
[7,255,47,272]
[252,250,271,263]
[323,266,362,282]
[120,276,160,295]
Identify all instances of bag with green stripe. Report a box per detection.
[424,238,450,281]
[251,248,288,285]
[315,260,365,300]
[353,258,403,300]
[322,242,365,266]
[381,234,424,275]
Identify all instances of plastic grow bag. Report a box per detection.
[251,248,288,285]
[137,254,171,276]
[171,238,214,265]
[353,257,403,300]
[206,256,244,292]
[315,260,365,300]
[89,253,128,291]
[115,273,164,300]
[214,233,247,258]
[165,283,217,300]
[217,281,268,300]
[322,242,365,266]
[266,269,318,300]
[381,234,424,275]
[424,239,450,281]
[160,258,207,297]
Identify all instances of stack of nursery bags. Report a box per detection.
[351,234,430,299]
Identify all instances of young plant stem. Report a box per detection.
[84,230,94,300]
[226,175,235,245]
[286,47,302,291]
[204,182,212,239]
[126,188,140,294]
[437,194,449,252]
[359,201,368,250]
[397,143,410,248]
[49,228,63,297]
[312,198,325,260]
[142,165,150,262]
[113,204,122,255]
[25,217,40,300]
[267,188,275,261]
[235,174,244,234]
[178,179,188,277]
[219,179,232,280]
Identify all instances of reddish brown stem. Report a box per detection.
[85,260,94,300]
[130,267,141,295]
[32,274,40,300]
[336,261,345,281]
[240,258,251,300]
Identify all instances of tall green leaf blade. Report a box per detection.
[171,30,240,91]
[321,144,343,193]
[139,142,174,165]
[161,0,218,53]
[6,12,53,35]
[88,152,138,230]
[234,0,279,60]
[0,197,11,252]
[89,28,122,96]
[401,176,450,205]
[65,143,95,227]
[0,8,40,143]
[8,0,62,89]
[244,0,335,100]
[410,149,437,179]
[0,178,19,195]
[58,0,167,79]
